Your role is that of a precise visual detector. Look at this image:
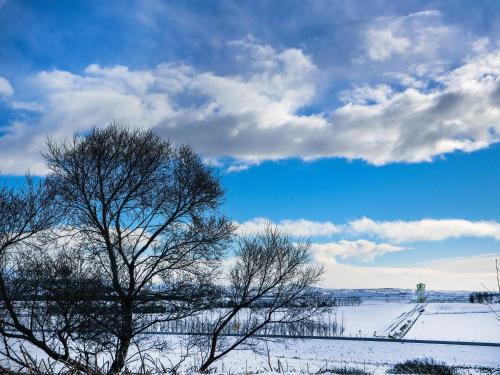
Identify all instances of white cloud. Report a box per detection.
[226,163,251,173]
[234,215,500,289]
[349,217,500,243]
[472,37,490,54]
[364,28,410,62]
[4,37,500,173]
[419,253,500,274]
[222,250,500,290]
[10,101,44,112]
[236,217,340,237]
[237,216,500,244]
[0,76,13,97]
[319,254,500,290]
[332,49,500,165]
[384,72,425,89]
[362,10,457,62]
[340,84,394,105]
[311,240,407,262]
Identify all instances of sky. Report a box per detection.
[1,0,500,290]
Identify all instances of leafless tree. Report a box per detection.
[0,178,89,373]
[0,124,234,374]
[496,259,499,294]
[43,124,234,374]
[479,259,500,323]
[198,225,327,373]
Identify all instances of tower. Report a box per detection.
[416,283,426,303]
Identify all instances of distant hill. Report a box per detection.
[320,288,471,302]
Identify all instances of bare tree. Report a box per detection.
[496,258,500,294]
[478,259,500,323]
[198,225,326,373]
[0,124,234,374]
[41,124,234,374]
[0,178,91,373]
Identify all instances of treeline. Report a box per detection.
[331,296,362,306]
[469,291,500,303]
[41,289,360,311]
[218,293,360,308]
[143,312,344,338]
[7,287,332,311]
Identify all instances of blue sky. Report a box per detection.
[1,0,500,290]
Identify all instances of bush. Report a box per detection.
[388,358,458,375]
[317,367,370,375]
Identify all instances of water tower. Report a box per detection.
[416,283,426,303]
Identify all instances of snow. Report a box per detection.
[332,302,500,342]
[334,302,418,337]
[153,301,500,373]
[160,336,500,374]
[407,303,500,342]
[3,301,500,374]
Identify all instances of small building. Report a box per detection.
[416,283,426,303]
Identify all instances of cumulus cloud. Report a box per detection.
[319,254,500,290]
[311,240,407,262]
[236,217,340,237]
[472,37,490,54]
[339,84,394,105]
[235,216,500,288]
[237,216,500,244]
[349,217,500,243]
[226,163,252,173]
[362,10,458,62]
[3,36,500,173]
[331,49,500,165]
[0,76,13,97]
[221,250,499,290]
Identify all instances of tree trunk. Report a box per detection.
[199,330,219,373]
[108,336,131,375]
[199,356,216,374]
[108,303,133,375]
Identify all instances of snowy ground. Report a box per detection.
[156,302,500,373]
[408,303,500,342]
[333,302,417,337]
[4,302,500,374]
[160,336,500,374]
[334,302,500,342]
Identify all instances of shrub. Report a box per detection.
[388,358,458,375]
[317,367,370,375]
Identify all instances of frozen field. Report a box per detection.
[154,301,500,373]
[161,336,500,374]
[10,334,500,374]
[4,302,500,374]
[333,302,416,337]
[335,302,500,342]
[408,303,500,342]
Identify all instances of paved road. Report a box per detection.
[142,331,500,347]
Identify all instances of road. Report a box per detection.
[141,330,500,347]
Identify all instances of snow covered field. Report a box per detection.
[4,301,500,373]
[334,302,500,342]
[333,302,416,337]
[408,303,500,342]
[172,338,500,374]
[157,301,500,373]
